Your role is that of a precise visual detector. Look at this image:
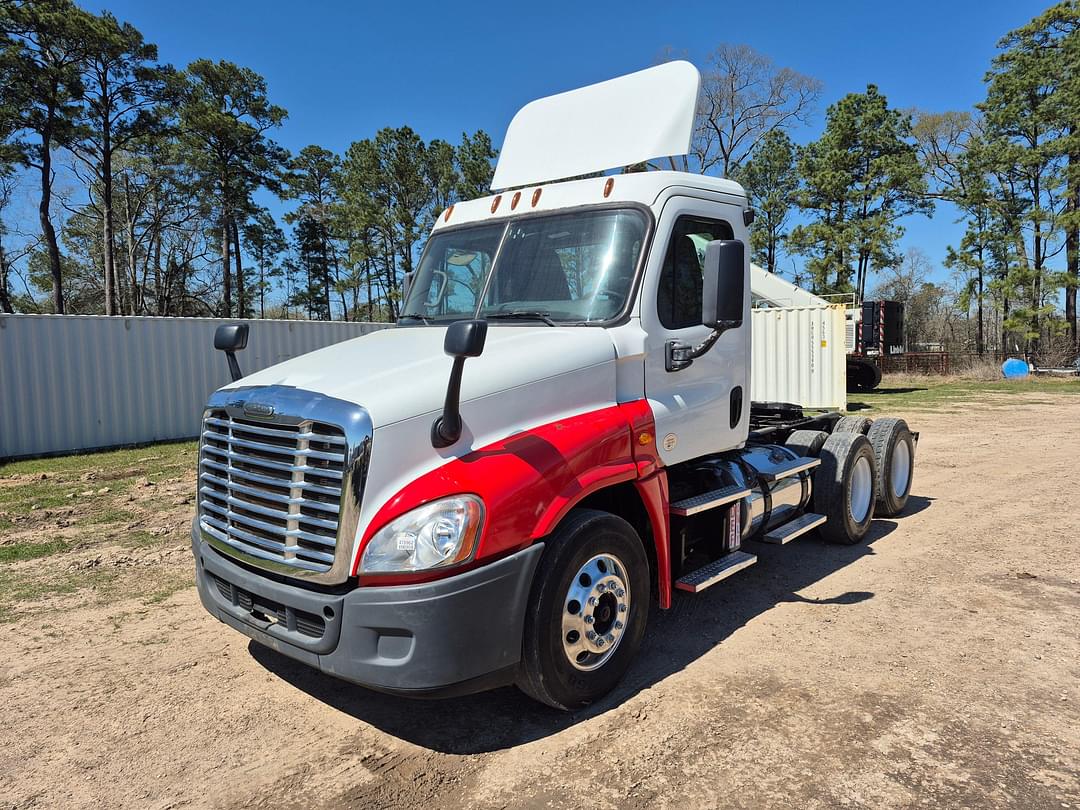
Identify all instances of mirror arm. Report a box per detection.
[665,321,740,372]
[431,356,467,447]
[225,351,243,382]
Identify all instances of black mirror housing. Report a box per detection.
[702,240,745,331]
[214,323,249,352]
[214,323,249,382]
[444,318,488,358]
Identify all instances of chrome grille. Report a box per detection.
[196,387,372,583]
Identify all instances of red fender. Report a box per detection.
[355,400,671,605]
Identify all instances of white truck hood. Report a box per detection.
[223,325,618,428]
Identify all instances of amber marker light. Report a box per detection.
[638,432,653,446]
[490,194,502,213]
[511,191,521,210]
[443,204,454,222]
[603,177,615,198]
[531,187,542,207]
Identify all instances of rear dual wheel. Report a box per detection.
[867,417,914,516]
[815,432,878,545]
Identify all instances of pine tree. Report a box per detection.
[789,85,931,298]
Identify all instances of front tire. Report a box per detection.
[517,509,649,710]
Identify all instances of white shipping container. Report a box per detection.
[750,305,847,411]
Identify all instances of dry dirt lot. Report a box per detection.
[1,383,1079,809]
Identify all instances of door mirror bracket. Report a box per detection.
[666,239,745,373]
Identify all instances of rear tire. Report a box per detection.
[786,429,829,458]
[834,415,872,435]
[815,432,878,545]
[517,509,649,710]
[867,417,914,517]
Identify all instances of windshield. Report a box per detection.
[401,208,648,324]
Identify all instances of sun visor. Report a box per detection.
[491,61,701,191]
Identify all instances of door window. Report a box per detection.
[656,215,733,330]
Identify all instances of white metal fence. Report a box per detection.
[0,314,391,459]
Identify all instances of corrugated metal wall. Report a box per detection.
[750,305,847,411]
[0,315,391,459]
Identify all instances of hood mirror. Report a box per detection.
[431,319,488,448]
[214,323,249,381]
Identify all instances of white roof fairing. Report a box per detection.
[490,61,701,191]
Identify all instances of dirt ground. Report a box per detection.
[1,391,1079,809]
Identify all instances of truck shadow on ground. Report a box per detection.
[251,495,934,755]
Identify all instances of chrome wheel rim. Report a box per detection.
[849,456,873,524]
[890,439,911,499]
[561,553,631,672]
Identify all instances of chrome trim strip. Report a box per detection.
[204,416,347,445]
[196,385,372,585]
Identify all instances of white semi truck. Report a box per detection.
[193,62,918,709]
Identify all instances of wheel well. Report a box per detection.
[574,482,657,593]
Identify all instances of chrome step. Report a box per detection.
[675,551,757,593]
[758,455,820,482]
[670,484,750,517]
[760,512,826,545]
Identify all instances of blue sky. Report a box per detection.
[68,0,1050,293]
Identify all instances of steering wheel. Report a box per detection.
[595,288,626,310]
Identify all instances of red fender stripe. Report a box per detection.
[354,401,671,607]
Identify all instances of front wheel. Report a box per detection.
[517,509,650,710]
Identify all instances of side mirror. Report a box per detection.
[702,239,745,331]
[431,319,488,448]
[444,318,487,358]
[214,323,249,382]
[666,240,746,373]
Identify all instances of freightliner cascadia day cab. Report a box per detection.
[193,62,918,709]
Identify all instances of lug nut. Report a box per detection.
[618,604,627,613]
[584,615,594,625]
[596,637,606,647]
[614,621,623,630]
[596,583,605,592]
[586,630,596,640]
[588,596,597,606]
[616,588,625,598]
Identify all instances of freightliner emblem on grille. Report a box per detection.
[242,401,275,418]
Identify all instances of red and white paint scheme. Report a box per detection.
[192,62,918,709]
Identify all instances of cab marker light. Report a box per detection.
[531,188,542,207]
[491,194,502,213]
[443,204,454,222]
[511,191,521,210]
[603,177,615,198]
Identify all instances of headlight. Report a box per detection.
[359,495,484,574]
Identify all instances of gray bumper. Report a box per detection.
[193,528,544,696]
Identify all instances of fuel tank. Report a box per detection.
[686,444,813,540]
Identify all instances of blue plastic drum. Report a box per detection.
[1001,358,1030,379]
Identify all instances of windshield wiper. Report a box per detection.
[398,311,431,324]
[485,310,556,327]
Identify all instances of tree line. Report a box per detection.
[711,5,1078,361]
[0,0,495,321]
[1,0,1077,363]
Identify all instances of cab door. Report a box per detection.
[641,195,750,466]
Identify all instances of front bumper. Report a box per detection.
[193,526,544,697]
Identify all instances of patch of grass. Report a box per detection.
[0,539,68,563]
[0,440,198,478]
[0,565,120,623]
[848,377,1080,413]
